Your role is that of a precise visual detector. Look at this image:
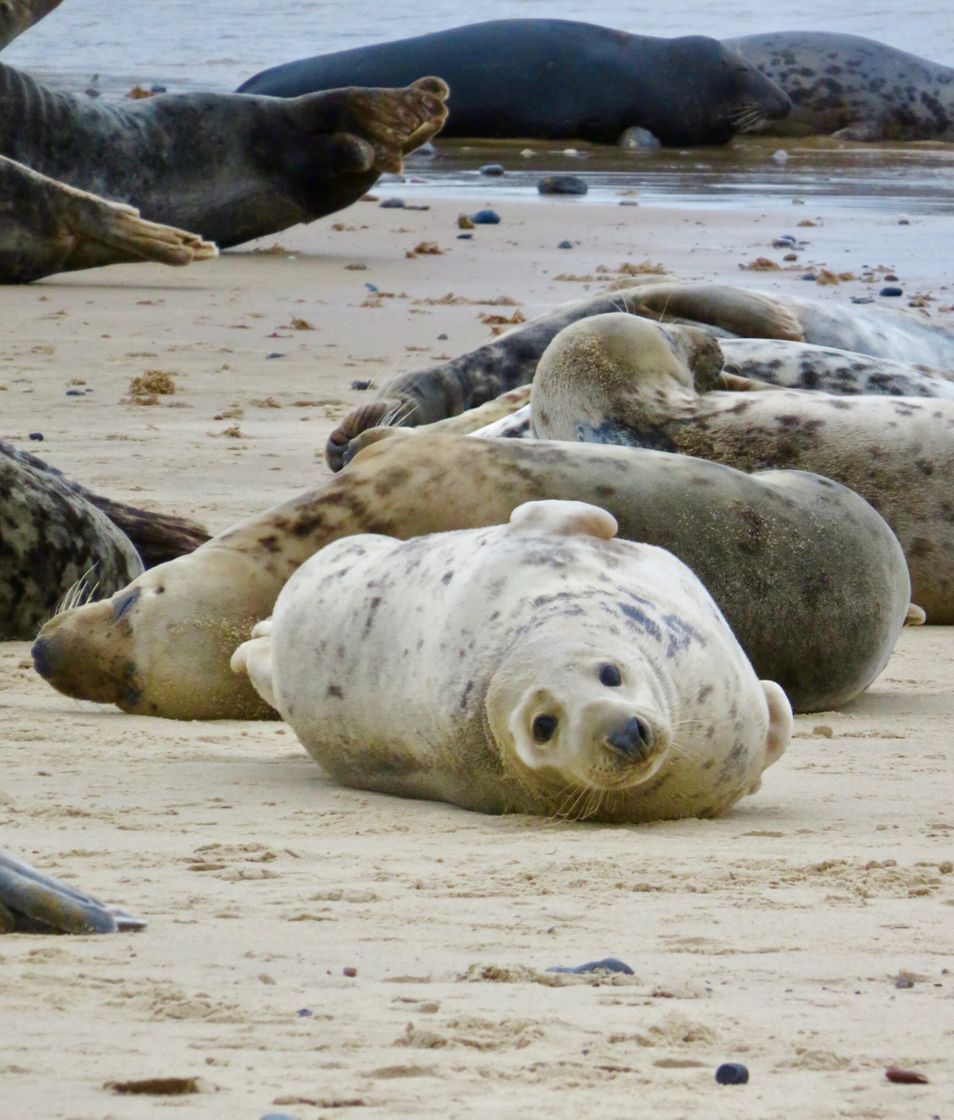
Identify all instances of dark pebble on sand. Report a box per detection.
[885,1066,929,1084]
[266,352,285,359]
[557,240,574,250]
[851,296,875,304]
[537,175,588,196]
[715,1063,750,1085]
[884,272,899,281]
[479,163,505,176]
[546,957,634,975]
[150,84,167,94]
[364,282,378,292]
[28,432,43,441]
[772,235,797,248]
[880,287,903,297]
[470,209,501,224]
[379,198,405,209]
[343,966,358,977]
[65,388,87,396]
[437,333,448,340]
[350,380,372,391]
[457,233,473,240]
[800,273,817,281]
[295,1008,313,1017]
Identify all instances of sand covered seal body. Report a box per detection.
[238,19,791,148]
[725,31,954,141]
[33,431,910,719]
[232,500,792,822]
[531,313,954,620]
[327,282,954,467]
[0,61,448,248]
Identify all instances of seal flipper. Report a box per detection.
[507,499,618,540]
[231,620,278,710]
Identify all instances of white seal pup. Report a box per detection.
[232,500,792,822]
[531,312,954,621]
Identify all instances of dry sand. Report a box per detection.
[2,192,953,1118]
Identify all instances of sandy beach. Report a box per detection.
[3,191,953,1118]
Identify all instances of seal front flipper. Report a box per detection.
[231,619,278,710]
[507,499,618,540]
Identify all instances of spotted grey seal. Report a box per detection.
[725,31,954,141]
[33,430,910,718]
[326,282,954,467]
[232,500,792,822]
[0,439,208,639]
[238,19,790,148]
[531,312,954,620]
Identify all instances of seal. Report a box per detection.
[0,0,62,50]
[0,154,218,283]
[238,19,791,148]
[724,31,954,141]
[0,62,448,248]
[327,280,954,468]
[530,312,954,620]
[231,499,793,822]
[32,430,911,719]
[0,439,208,638]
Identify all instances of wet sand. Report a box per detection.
[2,194,953,1117]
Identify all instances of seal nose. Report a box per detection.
[31,636,57,680]
[605,716,653,762]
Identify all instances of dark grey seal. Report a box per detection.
[238,19,791,148]
[724,31,954,140]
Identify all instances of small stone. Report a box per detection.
[812,724,834,738]
[479,163,505,176]
[715,1063,749,1085]
[65,388,86,396]
[437,333,448,340]
[343,966,358,977]
[898,218,911,225]
[884,273,899,281]
[295,1008,313,1017]
[880,287,903,297]
[851,296,875,304]
[557,240,574,249]
[772,236,797,248]
[261,1114,297,1120]
[618,126,661,151]
[546,957,634,975]
[885,1067,929,1084]
[800,273,817,281]
[379,198,406,208]
[456,233,473,240]
[520,148,536,158]
[28,432,43,441]
[772,149,790,163]
[470,209,501,225]
[894,973,915,989]
[783,252,798,261]
[363,282,378,292]
[618,200,639,207]
[350,380,372,391]
[150,84,167,94]
[537,175,588,196]
[265,352,285,359]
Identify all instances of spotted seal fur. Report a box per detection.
[725,32,954,141]
[231,499,792,822]
[531,312,954,620]
[33,431,911,718]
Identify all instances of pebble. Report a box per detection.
[884,272,899,281]
[456,233,473,240]
[150,84,167,94]
[295,1008,313,1017]
[65,388,86,396]
[350,380,372,391]
[557,240,574,249]
[260,1114,297,1120]
[885,1067,929,1084]
[343,966,358,977]
[772,235,797,248]
[880,287,903,297]
[772,149,790,163]
[437,333,448,340]
[715,1063,750,1085]
[479,163,505,176]
[379,198,406,209]
[618,200,639,207]
[265,352,285,359]
[537,175,588,196]
[363,283,378,292]
[457,214,475,230]
[800,273,817,281]
[546,957,634,975]
[470,209,501,225]
[520,148,536,158]
[894,973,915,989]
[851,296,875,304]
[28,432,43,441]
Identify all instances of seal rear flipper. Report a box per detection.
[231,626,278,710]
[760,680,793,773]
[507,499,618,540]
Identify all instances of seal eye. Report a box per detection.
[532,715,558,743]
[599,664,622,687]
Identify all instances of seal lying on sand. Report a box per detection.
[232,500,792,822]
[725,32,954,141]
[33,431,911,719]
[327,281,954,468]
[531,313,954,621]
[238,19,790,147]
[0,60,448,247]
[1,440,208,639]
[0,154,217,283]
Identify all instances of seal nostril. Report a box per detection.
[605,716,652,760]
[31,636,55,680]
